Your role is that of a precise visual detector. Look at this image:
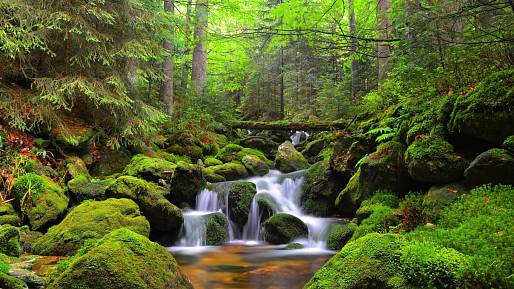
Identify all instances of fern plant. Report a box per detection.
[365,127,397,143]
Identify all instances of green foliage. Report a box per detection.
[123,154,176,181]
[352,204,399,241]
[398,193,424,232]
[366,127,397,143]
[327,223,358,251]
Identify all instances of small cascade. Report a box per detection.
[291,131,309,146]
[178,211,209,246]
[196,189,219,211]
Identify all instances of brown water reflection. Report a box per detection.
[171,244,333,289]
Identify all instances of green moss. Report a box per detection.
[0,204,21,226]
[204,162,249,181]
[263,213,308,245]
[66,157,91,194]
[32,198,150,256]
[504,135,514,152]
[274,141,309,173]
[205,213,228,245]
[228,182,257,227]
[327,223,358,251]
[70,179,114,201]
[123,154,176,181]
[302,160,344,217]
[159,152,192,164]
[46,228,193,289]
[286,242,304,250]
[352,204,399,241]
[107,176,183,235]
[237,148,273,167]
[0,225,21,257]
[169,162,206,207]
[0,272,27,289]
[11,173,69,230]
[204,156,223,167]
[202,169,226,183]
[241,155,269,176]
[216,144,244,163]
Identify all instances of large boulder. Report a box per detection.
[423,183,467,222]
[203,162,249,182]
[228,182,257,228]
[46,228,193,289]
[239,136,278,159]
[301,161,348,217]
[405,136,468,184]
[242,155,269,176]
[448,69,514,144]
[106,176,183,237]
[169,162,206,207]
[0,203,21,226]
[330,135,374,176]
[123,154,176,182]
[464,148,514,186]
[262,213,308,245]
[205,212,228,246]
[65,157,91,195]
[69,179,114,202]
[0,225,21,256]
[90,149,132,177]
[166,132,204,161]
[50,121,95,152]
[32,198,150,256]
[274,141,309,173]
[335,142,412,217]
[302,139,329,159]
[11,173,69,231]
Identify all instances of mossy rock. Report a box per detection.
[405,136,468,184]
[464,148,514,186]
[203,162,249,182]
[256,194,276,222]
[65,157,91,195]
[301,161,348,217]
[11,173,69,231]
[0,204,21,226]
[503,135,514,153]
[262,213,308,245]
[351,204,399,241]
[286,242,304,250]
[169,162,206,207]
[202,169,226,183]
[302,139,329,159]
[204,156,223,167]
[0,272,27,289]
[327,223,357,251]
[106,176,183,236]
[241,155,269,176]
[239,136,278,159]
[228,182,257,228]
[69,179,114,202]
[166,132,204,161]
[50,122,95,151]
[205,212,228,246]
[32,198,150,256]
[355,191,400,222]
[123,154,176,182]
[274,141,309,173]
[46,228,193,289]
[18,226,43,253]
[335,142,412,218]
[216,144,244,163]
[448,69,514,144]
[330,135,374,176]
[422,183,467,222]
[90,149,132,177]
[0,225,21,257]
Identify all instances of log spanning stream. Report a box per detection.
[168,168,339,289]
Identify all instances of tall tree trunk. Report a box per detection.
[180,0,193,94]
[349,0,358,98]
[191,0,208,94]
[160,0,175,115]
[279,47,285,119]
[377,0,391,85]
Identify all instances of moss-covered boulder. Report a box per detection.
[327,222,357,251]
[107,176,183,236]
[330,135,374,176]
[464,148,514,186]
[242,155,269,176]
[351,203,400,241]
[422,183,467,222]
[0,272,27,289]
[204,162,249,182]
[205,212,228,246]
[228,182,257,228]
[166,132,204,161]
[46,228,193,289]
[239,136,278,159]
[65,157,91,195]
[32,198,150,256]
[301,161,347,217]
[11,173,69,231]
[90,149,132,177]
[302,139,329,159]
[50,122,95,151]
[405,136,468,184]
[262,213,308,245]
[274,141,309,173]
[0,204,21,226]
[123,154,176,182]
[448,69,514,144]
[203,168,226,183]
[216,144,244,163]
[0,225,21,256]
[504,135,514,152]
[69,179,114,202]
[335,142,412,218]
[204,156,223,167]
[169,161,206,207]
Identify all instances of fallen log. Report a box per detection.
[229,121,348,131]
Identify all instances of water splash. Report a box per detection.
[291,131,309,146]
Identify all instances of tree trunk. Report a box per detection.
[349,0,358,98]
[180,0,193,94]
[377,0,391,85]
[191,0,208,94]
[160,0,175,115]
[279,47,285,119]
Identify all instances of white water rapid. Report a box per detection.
[176,170,339,249]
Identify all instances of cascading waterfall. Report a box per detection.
[291,131,309,146]
[176,170,338,249]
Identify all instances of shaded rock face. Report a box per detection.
[227,182,257,228]
[0,224,21,257]
[504,135,514,153]
[405,137,468,184]
[239,136,278,159]
[423,183,467,222]
[90,149,132,177]
[205,212,228,246]
[302,139,329,159]
[335,142,413,218]
[106,176,183,237]
[169,162,206,208]
[464,148,514,186]
[327,222,357,251]
[274,141,309,173]
[166,132,204,161]
[262,213,308,245]
[11,173,69,231]
[50,121,95,153]
[69,180,113,202]
[301,161,348,217]
[46,228,194,289]
[330,135,374,177]
[32,198,150,256]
